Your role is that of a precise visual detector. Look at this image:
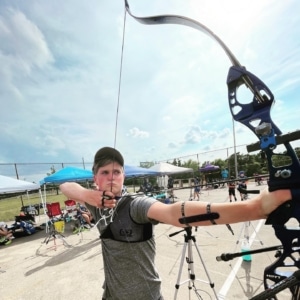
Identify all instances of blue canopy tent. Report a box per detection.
[124,165,161,193]
[39,167,94,213]
[40,165,160,198]
[124,165,160,178]
[40,167,93,185]
[40,165,160,185]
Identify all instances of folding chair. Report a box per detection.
[43,202,70,249]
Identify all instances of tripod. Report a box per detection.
[233,221,263,260]
[172,227,219,300]
[43,220,71,249]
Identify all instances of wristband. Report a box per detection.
[206,203,217,224]
[180,201,190,227]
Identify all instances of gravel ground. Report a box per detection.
[0,183,291,300]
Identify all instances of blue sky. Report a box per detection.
[1,0,300,182]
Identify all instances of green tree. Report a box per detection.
[140,161,155,168]
[47,165,56,176]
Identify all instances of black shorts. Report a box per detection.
[229,188,235,196]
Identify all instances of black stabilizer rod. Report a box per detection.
[216,245,282,261]
[250,269,300,300]
[247,129,300,152]
[238,187,260,194]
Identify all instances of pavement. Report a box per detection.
[0,183,291,300]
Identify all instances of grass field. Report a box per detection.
[0,192,67,222]
[0,186,139,222]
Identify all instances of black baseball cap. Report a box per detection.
[92,147,124,174]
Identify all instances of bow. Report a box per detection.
[124,1,300,298]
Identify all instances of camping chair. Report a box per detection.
[43,202,70,249]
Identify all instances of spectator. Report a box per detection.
[77,204,94,228]
[167,176,175,199]
[237,171,248,200]
[221,168,229,186]
[167,176,174,189]
[228,176,237,202]
[0,222,14,246]
[192,177,200,201]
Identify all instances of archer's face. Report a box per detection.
[93,162,125,196]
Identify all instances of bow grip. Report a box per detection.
[266,189,300,225]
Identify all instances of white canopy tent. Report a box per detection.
[149,162,193,175]
[0,175,43,212]
[0,175,40,194]
[149,162,194,189]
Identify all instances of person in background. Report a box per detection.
[228,176,237,202]
[237,171,248,201]
[167,175,175,199]
[142,177,152,194]
[77,204,94,228]
[192,176,200,201]
[221,168,229,187]
[60,146,292,300]
[167,175,174,189]
[0,222,15,246]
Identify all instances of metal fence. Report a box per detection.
[0,144,249,184]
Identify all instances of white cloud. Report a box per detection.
[127,127,150,139]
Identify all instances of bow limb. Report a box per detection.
[124,0,241,67]
[125,0,267,109]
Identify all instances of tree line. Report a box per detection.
[127,147,300,187]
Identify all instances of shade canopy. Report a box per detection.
[40,165,160,184]
[40,166,93,184]
[0,175,40,194]
[124,165,160,178]
[199,163,220,173]
[149,162,193,175]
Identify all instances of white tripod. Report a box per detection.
[234,221,264,256]
[172,227,219,300]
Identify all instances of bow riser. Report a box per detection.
[227,65,300,224]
